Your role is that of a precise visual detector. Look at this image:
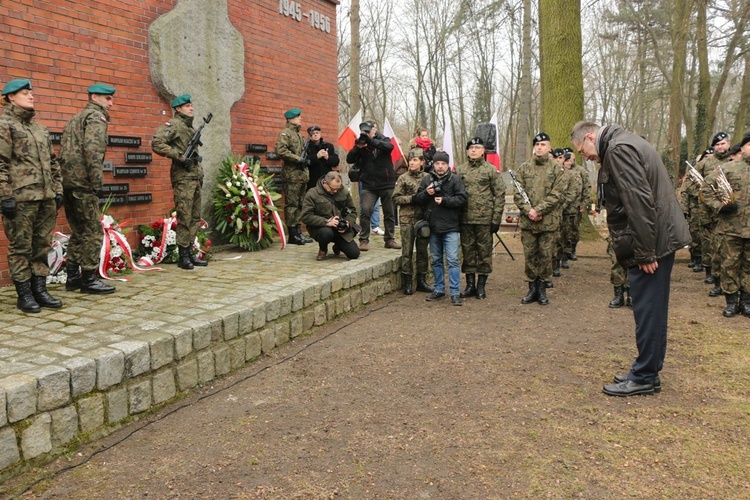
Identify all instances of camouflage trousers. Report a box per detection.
[173,179,202,248]
[399,218,430,276]
[607,236,628,287]
[64,191,103,270]
[719,235,749,294]
[700,222,716,267]
[284,181,306,228]
[688,211,702,259]
[460,223,493,274]
[571,212,583,246]
[558,214,577,257]
[520,229,556,281]
[2,199,56,281]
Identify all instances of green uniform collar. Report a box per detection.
[175,111,194,127]
[533,155,548,166]
[715,150,730,161]
[87,101,110,121]
[5,103,35,122]
[286,122,301,133]
[468,157,485,167]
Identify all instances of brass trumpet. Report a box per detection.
[713,166,734,205]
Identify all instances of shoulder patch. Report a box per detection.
[100,115,108,123]
[165,122,171,126]
[280,133,287,136]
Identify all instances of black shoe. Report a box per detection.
[416,274,434,293]
[687,258,696,268]
[544,280,554,289]
[178,246,194,270]
[552,261,561,277]
[625,287,633,308]
[704,267,713,284]
[80,269,116,294]
[190,250,208,267]
[31,275,63,308]
[609,285,625,308]
[603,380,655,397]
[297,225,313,244]
[537,284,549,305]
[740,290,750,317]
[288,227,305,245]
[521,280,538,304]
[65,262,81,291]
[569,244,578,261]
[561,257,569,269]
[708,283,723,297]
[460,274,476,298]
[403,275,413,296]
[723,292,740,317]
[14,280,41,313]
[614,374,661,393]
[425,291,446,301]
[450,295,463,306]
[476,274,488,299]
[693,262,704,272]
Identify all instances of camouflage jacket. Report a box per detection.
[275,122,309,184]
[60,101,109,192]
[573,163,592,212]
[455,158,506,225]
[701,155,750,238]
[392,169,427,222]
[696,151,731,226]
[0,103,62,201]
[152,111,203,183]
[301,179,358,242]
[513,155,566,233]
[562,164,583,215]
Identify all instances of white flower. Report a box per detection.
[110,244,123,258]
[166,230,177,245]
[232,175,238,180]
[226,193,231,198]
[240,190,246,196]
[225,181,232,188]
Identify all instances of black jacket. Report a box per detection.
[412,170,468,234]
[306,139,340,190]
[597,124,691,268]
[345,133,396,191]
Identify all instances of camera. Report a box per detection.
[431,177,446,195]
[356,132,369,145]
[337,207,350,231]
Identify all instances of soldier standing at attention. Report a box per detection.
[152,94,208,270]
[275,107,312,245]
[392,148,433,295]
[550,148,572,280]
[60,83,117,294]
[513,133,566,305]
[559,150,583,271]
[456,137,506,299]
[0,79,64,313]
[564,147,591,261]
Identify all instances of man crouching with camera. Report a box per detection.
[301,171,361,261]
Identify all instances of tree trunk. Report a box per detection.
[693,0,710,157]
[349,0,361,116]
[514,0,532,165]
[666,0,691,183]
[733,54,750,142]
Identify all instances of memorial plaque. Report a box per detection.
[263,165,282,174]
[101,183,130,194]
[246,143,268,153]
[113,166,147,177]
[266,151,279,160]
[50,132,62,144]
[125,152,152,163]
[99,194,127,205]
[107,136,142,147]
[127,193,153,204]
[103,160,113,172]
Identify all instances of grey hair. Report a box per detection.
[570,121,600,144]
[324,171,342,183]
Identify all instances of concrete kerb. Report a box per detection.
[0,250,402,478]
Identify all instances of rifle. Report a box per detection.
[183,112,213,162]
[508,169,531,206]
[298,137,311,168]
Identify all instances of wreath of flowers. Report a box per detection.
[212,155,285,251]
[135,212,211,265]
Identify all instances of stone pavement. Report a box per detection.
[0,240,402,476]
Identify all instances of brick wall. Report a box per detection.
[0,0,339,284]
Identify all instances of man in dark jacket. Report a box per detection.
[305,125,340,191]
[345,120,400,251]
[572,121,691,397]
[413,151,468,305]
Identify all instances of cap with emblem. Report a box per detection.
[171,94,191,108]
[284,107,302,119]
[466,137,484,150]
[711,132,728,147]
[2,79,32,96]
[552,148,564,158]
[740,132,750,148]
[533,132,551,145]
[728,143,742,155]
[563,147,573,154]
[88,83,116,95]
[408,148,424,159]
[359,120,376,132]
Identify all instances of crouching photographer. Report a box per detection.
[301,171,361,261]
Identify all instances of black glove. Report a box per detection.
[491,223,500,234]
[55,194,63,210]
[183,157,196,167]
[719,203,738,214]
[301,157,311,167]
[1,197,17,219]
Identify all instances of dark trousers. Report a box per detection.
[360,188,395,243]
[315,227,360,259]
[627,252,675,385]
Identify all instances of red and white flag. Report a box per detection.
[486,112,502,171]
[383,118,405,165]
[337,110,362,152]
[442,121,454,171]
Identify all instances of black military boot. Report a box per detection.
[704,267,714,284]
[544,280,554,289]
[521,280,538,304]
[80,270,116,294]
[31,275,62,308]
[537,280,550,305]
[416,273,434,293]
[561,255,569,269]
[297,225,314,244]
[687,251,696,268]
[739,290,750,317]
[693,259,704,272]
[552,260,561,277]
[569,244,578,261]
[14,280,41,313]
[609,285,625,308]
[708,277,723,297]
[460,274,477,298]
[178,246,194,269]
[65,261,82,291]
[403,274,413,296]
[476,274,488,299]
[190,248,208,267]
[288,227,305,245]
[723,292,740,318]
[625,285,633,308]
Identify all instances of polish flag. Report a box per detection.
[337,110,362,152]
[442,121,454,171]
[383,118,405,165]
[486,112,503,171]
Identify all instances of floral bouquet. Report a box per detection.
[135,212,211,266]
[212,155,286,251]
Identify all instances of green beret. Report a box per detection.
[284,107,302,119]
[171,94,191,108]
[88,83,116,95]
[2,79,32,96]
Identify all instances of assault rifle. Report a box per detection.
[183,112,213,162]
[298,137,311,168]
[508,168,531,206]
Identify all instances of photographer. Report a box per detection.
[305,125,340,191]
[413,151,468,305]
[301,171,360,261]
[345,120,400,251]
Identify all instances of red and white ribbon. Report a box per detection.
[99,215,161,281]
[237,162,286,249]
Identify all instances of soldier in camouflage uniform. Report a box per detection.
[60,83,117,294]
[0,79,63,313]
[565,147,592,261]
[558,150,582,271]
[513,133,566,305]
[392,148,432,295]
[606,235,631,308]
[701,133,750,317]
[456,137,506,299]
[683,148,712,271]
[152,94,208,270]
[275,107,312,245]
[550,148,572,279]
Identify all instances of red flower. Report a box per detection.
[171,221,178,229]
[242,206,249,213]
[226,203,234,211]
[227,216,233,222]
[242,197,249,204]
[151,221,161,229]
[242,214,250,221]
